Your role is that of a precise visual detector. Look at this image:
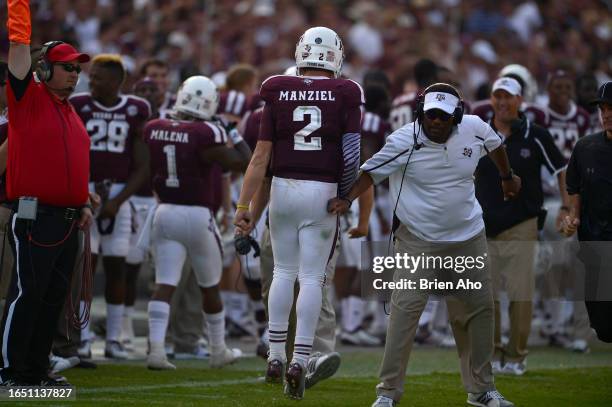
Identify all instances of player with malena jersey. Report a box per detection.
[234,27,363,400]
[144,76,251,370]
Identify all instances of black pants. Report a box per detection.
[0,211,79,383]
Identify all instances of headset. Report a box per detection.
[36,41,65,83]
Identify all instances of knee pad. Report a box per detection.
[273,265,298,282]
[297,273,325,288]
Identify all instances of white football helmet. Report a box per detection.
[499,64,538,102]
[173,76,219,120]
[295,26,344,77]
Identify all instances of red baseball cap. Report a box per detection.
[47,43,90,63]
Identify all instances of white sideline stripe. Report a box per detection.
[79,377,263,394]
[2,215,22,368]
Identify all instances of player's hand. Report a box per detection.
[348,224,368,238]
[88,191,102,211]
[98,198,120,219]
[327,198,350,215]
[502,175,521,200]
[233,209,253,235]
[78,206,94,230]
[561,215,580,237]
[556,206,570,232]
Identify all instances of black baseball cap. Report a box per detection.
[591,81,612,105]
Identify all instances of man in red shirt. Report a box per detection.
[0,0,93,387]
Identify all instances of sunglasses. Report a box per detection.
[425,109,452,121]
[56,63,82,74]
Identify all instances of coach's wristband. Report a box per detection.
[340,197,353,208]
[82,203,93,211]
[236,204,249,210]
[229,128,244,145]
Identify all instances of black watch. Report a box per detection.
[340,197,353,208]
[501,169,514,181]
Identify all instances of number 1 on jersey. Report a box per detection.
[163,144,180,187]
[293,106,322,151]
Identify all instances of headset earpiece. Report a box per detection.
[415,93,425,123]
[36,41,64,83]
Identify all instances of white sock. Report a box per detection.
[124,305,135,319]
[106,303,124,342]
[148,301,170,345]
[80,301,93,341]
[346,296,365,333]
[418,299,439,328]
[204,310,226,353]
[268,274,296,362]
[292,282,322,367]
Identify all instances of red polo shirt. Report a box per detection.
[6,71,90,207]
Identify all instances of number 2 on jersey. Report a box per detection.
[163,144,180,188]
[293,106,322,151]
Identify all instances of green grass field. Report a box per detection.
[20,346,612,406]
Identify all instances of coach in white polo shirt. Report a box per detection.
[329,83,519,407]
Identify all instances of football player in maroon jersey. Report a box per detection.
[336,83,387,347]
[576,72,603,136]
[70,54,151,360]
[139,59,175,119]
[389,59,438,131]
[145,76,251,370]
[120,77,163,350]
[539,70,592,351]
[234,26,363,399]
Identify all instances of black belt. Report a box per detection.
[3,202,79,221]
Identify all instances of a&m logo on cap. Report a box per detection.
[435,93,446,101]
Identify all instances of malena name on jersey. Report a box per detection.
[149,129,190,143]
[279,90,336,101]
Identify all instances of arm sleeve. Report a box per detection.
[258,104,274,142]
[8,69,32,101]
[565,144,580,195]
[7,0,31,44]
[476,118,502,157]
[360,127,413,185]
[535,128,566,175]
[339,130,360,198]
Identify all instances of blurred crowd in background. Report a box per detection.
[1,0,610,100]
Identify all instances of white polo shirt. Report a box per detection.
[361,115,502,242]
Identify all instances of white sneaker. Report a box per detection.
[568,339,589,353]
[491,361,503,374]
[305,352,341,389]
[175,343,210,360]
[49,355,80,374]
[500,361,526,376]
[340,329,382,346]
[209,347,242,368]
[147,352,176,370]
[439,333,456,348]
[467,390,514,407]
[371,395,396,407]
[105,340,129,360]
[77,340,93,359]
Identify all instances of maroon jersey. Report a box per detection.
[544,102,590,160]
[471,100,548,127]
[243,107,263,151]
[361,111,390,151]
[145,118,226,207]
[70,93,151,183]
[586,110,603,136]
[0,118,7,203]
[389,92,417,131]
[259,75,363,183]
[218,90,250,119]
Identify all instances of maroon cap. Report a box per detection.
[47,43,90,63]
